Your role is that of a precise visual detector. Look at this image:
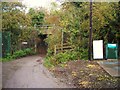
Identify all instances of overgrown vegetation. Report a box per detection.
[1,2,120,64]
[44,2,120,67]
[2,2,44,57]
[2,48,36,62]
[44,50,88,68]
[2,2,33,52]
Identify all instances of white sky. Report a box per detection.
[22,0,62,10]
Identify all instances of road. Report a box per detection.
[2,55,68,88]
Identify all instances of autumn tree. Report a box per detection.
[46,2,119,59]
[2,2,33,52]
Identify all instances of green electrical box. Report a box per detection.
[106,44,118,59]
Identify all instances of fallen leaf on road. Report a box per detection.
[86,64,96,68]
[72,71,77,77]
[78,81,91,87]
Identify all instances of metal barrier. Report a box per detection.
[2,31,11,57]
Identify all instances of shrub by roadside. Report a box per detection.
[44,50,87,68]
[2,48,36,62]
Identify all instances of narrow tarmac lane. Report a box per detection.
[2,55,68,88]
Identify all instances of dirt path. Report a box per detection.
[2,55,68,88]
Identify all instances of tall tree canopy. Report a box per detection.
[45,2,120,59]
[28,8,45,27]
[2,2,33,52]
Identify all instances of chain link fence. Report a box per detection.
[2,31,11,57]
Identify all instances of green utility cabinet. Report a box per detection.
[106,44,118,59]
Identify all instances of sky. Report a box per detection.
[21,0,120,11]
[22,0,62,11]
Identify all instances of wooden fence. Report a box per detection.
[54,43,74,55]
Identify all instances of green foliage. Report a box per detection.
[12,50,26,59]
[45,29,62,51]
[60,2,117,44]
[45,2,120,61]
[2,48,36,62]
[78,48,88,60]
[44,51,80,68]
[44,56,54,68]
[5,53,13,60]
[28,8,45,27]
[2,2,34,52]
[46,48,53,57]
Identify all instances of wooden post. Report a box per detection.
[88,0,93,61]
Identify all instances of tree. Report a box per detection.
[2,2,32,52]
[46,2,119,59]
[28,7,45,27]
[44,7,62,51]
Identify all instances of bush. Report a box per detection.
[44,56,54,68]
[12,50,26,59]
[2,48,36,62]
[46,48,53,56]
[5,53,13,60]
[78,48,88,60]
[23,48,36,55]
[44,51,79,68]
[44,48,89,68]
